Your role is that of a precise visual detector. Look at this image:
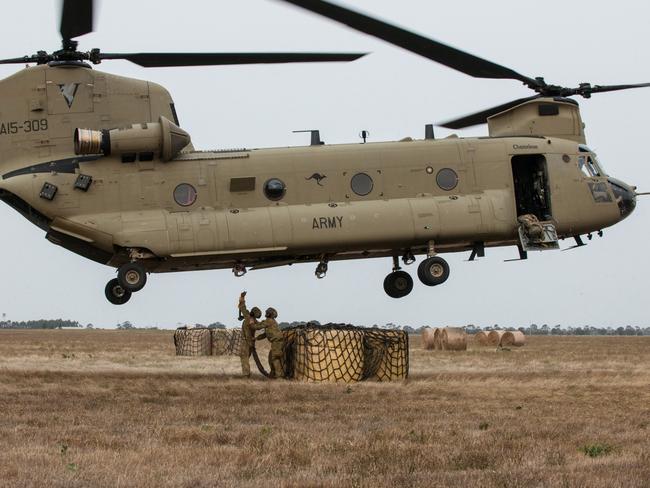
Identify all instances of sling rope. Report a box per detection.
[251,345,271,378]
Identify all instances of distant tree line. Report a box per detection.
[0,319,81,329]
[1,319,648,336]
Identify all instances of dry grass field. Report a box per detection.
[0,330,649,488]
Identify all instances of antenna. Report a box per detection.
[293,130,324,146]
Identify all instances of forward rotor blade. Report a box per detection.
[279,0,538,86]
[439,96,540,129]
[587,82,650,95]
[60,0,93,40]
[99,51,366,67]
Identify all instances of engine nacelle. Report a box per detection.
[74,116,191,162]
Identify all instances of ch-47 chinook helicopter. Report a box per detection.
[0,0,646,305]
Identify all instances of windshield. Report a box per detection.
[578,145,608,177]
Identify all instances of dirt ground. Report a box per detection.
[0,330,648,488]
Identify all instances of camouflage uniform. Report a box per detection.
[238,296,258,377]
[254,312,284,378]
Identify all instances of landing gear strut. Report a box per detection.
[383,255,414,299]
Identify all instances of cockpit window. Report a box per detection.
[578,155,600,177]
[578,145,607,177]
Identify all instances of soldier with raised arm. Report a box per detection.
[254,307,284,379]
[238,291,261,378]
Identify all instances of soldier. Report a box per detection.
[254,307,284,379]
[238,291,261,378]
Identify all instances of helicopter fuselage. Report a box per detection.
[0,64,637,300]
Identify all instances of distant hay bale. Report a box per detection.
[487,330,505,346]
[433,328,442,350]
[474,331,490,346]
[441,327,467,351]
[211,329,243,355]
[422,328,436,350]
[282,324,409,383]
[501,331,526,347]
[173,328,212,356]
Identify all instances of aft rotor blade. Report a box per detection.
[0,57,32,65]
[439,96,540,129]
[60,0,94,40]
[99,51,367,67]
[278,0,539,86]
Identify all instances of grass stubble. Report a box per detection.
[0,330,648,488]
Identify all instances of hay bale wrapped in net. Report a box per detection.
[422,327,436,350]
[474,331,490,346]
[363,329,409,381]
[501,331,526,347]
[282,324,409,383]
[211,329,243,355]
[290,325,364,382]
[487,330,505,346]
[433,328,442,350]
[441,327,467,351]
[173,328,212,356]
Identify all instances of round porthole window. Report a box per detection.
[173,183,197,206]
[351,172,374,196]
[436,168,459,191]
[264,178,286,201]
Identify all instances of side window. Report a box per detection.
[436,168,459,191]
[173,183,197,207]
[351,173,374,196]
[264,178,286,201]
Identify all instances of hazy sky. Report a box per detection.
[1,0,649,329]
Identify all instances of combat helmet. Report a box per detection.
[250,307,262,319]
[265,307,278,319]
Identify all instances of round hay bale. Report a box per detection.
[433,328,442,350]
[422,328,436,350]
[174,328,212,356]
[441,327,467,351]
[487,330,505,346]
[501,331,526,347]
[474,331,490,346]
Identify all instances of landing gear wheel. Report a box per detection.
[418,256,450,286]
[383,271,414,299]
[105,278,132,305]
[117,262,147,292]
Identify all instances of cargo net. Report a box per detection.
[211,329,242,356]
[281,324,409,383]
[174,328,212,356]
[174,328,242,356]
